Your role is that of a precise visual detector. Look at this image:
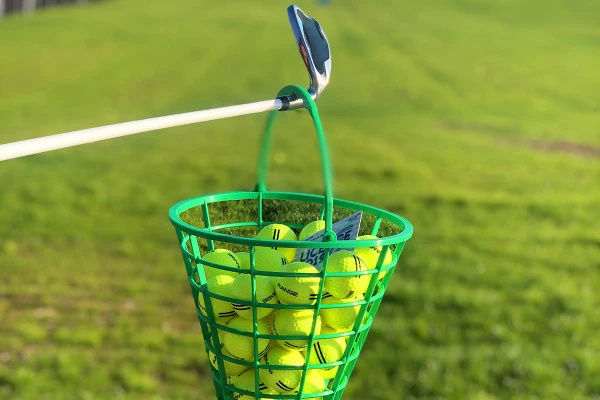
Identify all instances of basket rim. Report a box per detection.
[169,190,413,248]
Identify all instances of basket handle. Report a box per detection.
[255,85,334,234]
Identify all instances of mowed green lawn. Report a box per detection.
[1,0,599,399]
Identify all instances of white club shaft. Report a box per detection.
[0,98,283,161]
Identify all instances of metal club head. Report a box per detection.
[288,5,332,100]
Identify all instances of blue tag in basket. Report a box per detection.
[294,211,362,270]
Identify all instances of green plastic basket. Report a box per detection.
[169,85,413,400]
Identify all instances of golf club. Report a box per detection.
[0,4,331,162]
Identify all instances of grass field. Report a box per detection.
[1,0,600,399]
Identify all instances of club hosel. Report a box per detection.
[277,95,306,111]
[278,87,318,111]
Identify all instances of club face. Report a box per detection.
[288,5,331,99]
